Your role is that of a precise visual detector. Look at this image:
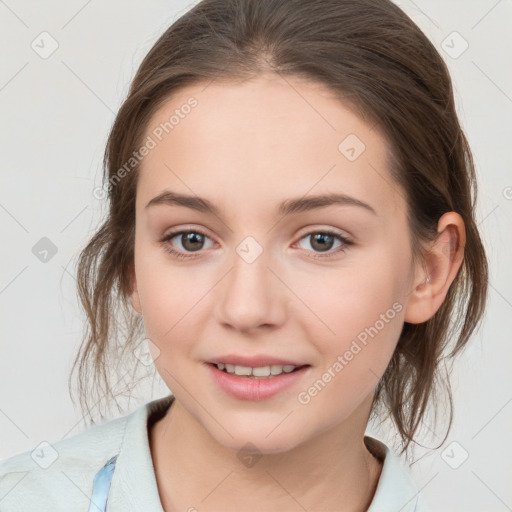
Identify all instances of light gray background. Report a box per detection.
[0,1,511,510]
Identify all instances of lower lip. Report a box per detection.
[206,363,311,401]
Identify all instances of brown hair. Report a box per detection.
[70,0,488,453]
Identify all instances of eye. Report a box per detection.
[160,229,215,259]
[295,230,352,259]
[160,228,352,260]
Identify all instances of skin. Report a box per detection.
[129,73,465,512]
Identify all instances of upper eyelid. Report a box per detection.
[163,224,351,238]
[163,227,215,242]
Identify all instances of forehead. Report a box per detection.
[137,74,404,219]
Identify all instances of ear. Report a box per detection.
[129,261,142,315]
[404,212,466,324]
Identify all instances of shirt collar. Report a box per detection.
[107,395,173,511]
[365,436,423,511]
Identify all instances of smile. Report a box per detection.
[206,362,311,401]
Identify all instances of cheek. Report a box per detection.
[303,261,404,343]
[138,268,206,388]
[296,261,405,396]
[134,252,209,348]
[295,299,403,425]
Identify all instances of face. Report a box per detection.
[130,73,418,453]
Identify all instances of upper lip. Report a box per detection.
[205,354,309,367]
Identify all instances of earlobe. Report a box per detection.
[129,262,142,315]
[404,212,466,324]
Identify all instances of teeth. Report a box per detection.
[216,363,299,377]
[235,365,252,376]
[252,366,271,377]
[270,365,283,375]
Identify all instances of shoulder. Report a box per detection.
[0,407,131,511]
[365,436,433,512]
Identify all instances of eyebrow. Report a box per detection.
[145,190,377,216]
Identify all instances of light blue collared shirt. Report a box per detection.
[0,395,431,511]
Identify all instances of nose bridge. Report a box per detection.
[215,235,284,331]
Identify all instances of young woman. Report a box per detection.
[0,0,488,510]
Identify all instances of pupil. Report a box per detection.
[311,233,333,252]
[182,232,204,251]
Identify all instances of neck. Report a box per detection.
[149,396,382,512]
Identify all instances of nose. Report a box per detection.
[214,244,286,334]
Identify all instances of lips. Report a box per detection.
[205,355,312,401]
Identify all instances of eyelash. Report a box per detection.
[160,228,352,260]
